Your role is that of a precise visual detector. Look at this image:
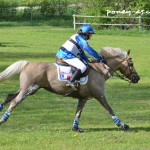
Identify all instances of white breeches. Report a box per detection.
[63,58,87,73]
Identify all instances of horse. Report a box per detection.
[0,47,140,132]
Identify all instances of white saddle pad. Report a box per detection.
[54,63,88,85]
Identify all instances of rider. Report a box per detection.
[56,24,106,88]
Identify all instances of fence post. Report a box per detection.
[73,14,76,30]
[139,16,142,31]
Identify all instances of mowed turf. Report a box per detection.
[0,25,150,150]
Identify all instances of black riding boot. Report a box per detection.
[66,69,82,89]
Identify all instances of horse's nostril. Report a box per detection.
[131,75,140,83]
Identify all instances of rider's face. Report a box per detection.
[86,33,92,40]
[89,33,92,39]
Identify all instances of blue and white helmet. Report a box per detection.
[79,24,95,34]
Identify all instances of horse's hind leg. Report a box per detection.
[72,99,87,132]
[0,92,19,112]
[0,84,39,124]
[0,84,39,112]
[0,88,27,124]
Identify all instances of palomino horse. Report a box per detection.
[0,47,140,132]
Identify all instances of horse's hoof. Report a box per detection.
[0,118,6,124]
[72,126,84,133]
[121,124,130,131]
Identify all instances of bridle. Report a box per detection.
[107,57,136,83]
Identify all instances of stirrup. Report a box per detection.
[66,81,79,91]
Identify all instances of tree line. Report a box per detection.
[0,0,149,28]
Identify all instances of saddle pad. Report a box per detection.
[54,63,88,85]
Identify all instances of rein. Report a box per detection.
[112,71,131,83]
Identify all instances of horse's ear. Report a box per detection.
[127,49,130,55]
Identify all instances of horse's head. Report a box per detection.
[115,50,140,83]
[100,47,140,83]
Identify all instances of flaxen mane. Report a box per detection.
[100,47,127,59]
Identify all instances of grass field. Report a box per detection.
[0,24,150,150]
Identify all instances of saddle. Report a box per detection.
[56,58,89,76]
[55,58,89,85]
[55,58,110,86]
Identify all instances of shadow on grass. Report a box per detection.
[43,126,150,133]
[84,126,150,132]
[0,51,55,59]
[85,127,122,132]
[0,42,28,48]
[129,126,150,132]
[0,42,55,59]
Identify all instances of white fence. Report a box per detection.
[73,14,150,31]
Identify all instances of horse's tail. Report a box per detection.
[0,60,29,82]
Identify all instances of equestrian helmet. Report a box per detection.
[79,24,95,34]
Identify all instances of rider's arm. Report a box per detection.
[83,44,103,60]
[84,45,107,64]
[76,35,103,61]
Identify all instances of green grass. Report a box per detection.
[0,23,150,150]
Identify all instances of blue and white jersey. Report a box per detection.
[56,34,102,61]
[62,34,82,56]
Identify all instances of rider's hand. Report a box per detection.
[100,58,107,64]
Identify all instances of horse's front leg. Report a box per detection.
[72,99,87,133]
[97,94,130,131]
